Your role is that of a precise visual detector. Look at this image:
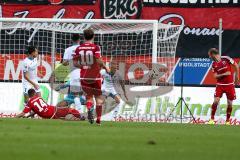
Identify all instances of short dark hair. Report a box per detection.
[28,89,36,97]
[83,29,94,40]
[71,34,80,42]
[27,46,37,55]
[208,48,219,55]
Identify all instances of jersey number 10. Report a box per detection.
[78,50,94,65]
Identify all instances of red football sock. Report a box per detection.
[211,103,218,120]
[226,105,232,122]
[86,101,93,111]
[96,105,102,122]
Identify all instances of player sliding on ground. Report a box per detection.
[101,61,128,118]
[208,48,239,125]
[16,89,83,120]
[73,29,110,125]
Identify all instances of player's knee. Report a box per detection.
[115,98,121,104]
[227,100,233,106]
[214,98,220,104]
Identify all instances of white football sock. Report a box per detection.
[74,97,82,112]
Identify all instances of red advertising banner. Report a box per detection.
[0,1,240,85]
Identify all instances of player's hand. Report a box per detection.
[235,77,239,85]
[124,92,128,101]
[55,86,61,91]
[33,83,40,90]
[224,71,231,76]
[105,67,111,73]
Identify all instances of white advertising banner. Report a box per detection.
[0,82,240,124]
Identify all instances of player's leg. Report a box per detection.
[112,94,122,116]
[225,85,236,124]
[56,100,69,108]
[95,95,105,125]
[64,108,84,121]
[94,80,104,125]
[35,82,41,97]
[226,100,233,125]
[209,85,222,124]
[23,83,30,104]
[70,79,83,112]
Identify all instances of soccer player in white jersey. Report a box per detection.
[22,46,40,105]
[62,34,83,112]
[101,61,128,117]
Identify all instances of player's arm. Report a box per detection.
[232,62,239,84]
[62,49,70,66]
[55,81,70,91]
[73,48,82,69]
[120,79,128,100]
[23,71,39,90]
[15,112,26,118]
[15,105,31,118]
[214,71,231,79]
[96,58,110,73]
[73,56,82,69]
[62,60,69,66]
[95,46,110,72]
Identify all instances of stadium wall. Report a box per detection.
[0,1,240,86]
[0,1,240,122]
[1,82,240,124]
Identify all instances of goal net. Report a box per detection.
[0,18,182,121]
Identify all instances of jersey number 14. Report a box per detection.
[33,99,48,112]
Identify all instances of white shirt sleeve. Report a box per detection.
[100,69,106,76]
[22,60,29,73]
[115,71,123,81]
[63,48,70,61]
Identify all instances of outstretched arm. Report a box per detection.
[73,57,82,69]
[214,71,231,79]
[96,58,110,73]
[15,112,26,118]
[120,80,128,100]
[232,62,239,84]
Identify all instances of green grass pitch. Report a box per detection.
[0,119,240,160]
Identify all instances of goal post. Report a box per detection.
[0,18,182,120]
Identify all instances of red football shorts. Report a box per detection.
[53,107,80,119]
[81,80,102,96]
[214,84,236,100]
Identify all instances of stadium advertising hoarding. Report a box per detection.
[1,54,238,86]
[0,3,240,86]
[1,1,240,58]
[1,3,240,57]
[0,0,95,5]
[143,0,240,7]
[1,82,240,124]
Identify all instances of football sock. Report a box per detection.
[96,105,102,122]
[226,105,232,122]
[74,97,82,112]
[86,101,93,111]
[211,103,218,120]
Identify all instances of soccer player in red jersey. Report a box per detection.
[16,89,82,120]
[208,48,239,125]
[73,29,110,125]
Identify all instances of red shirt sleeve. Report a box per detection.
[211,63,217,73]
[94,45,101,58]
[23,105,31,113]
[73,47,79,61]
